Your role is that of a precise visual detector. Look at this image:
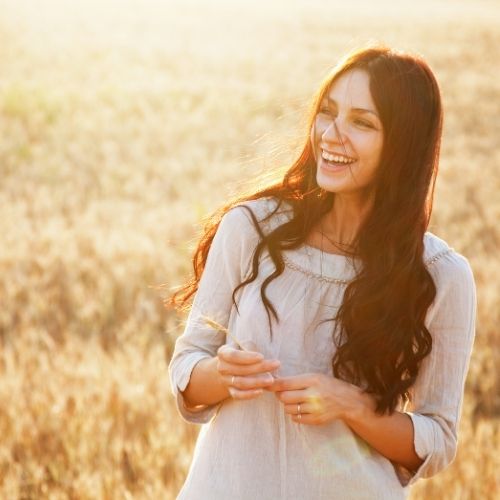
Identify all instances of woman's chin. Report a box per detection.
[317,170,348,194]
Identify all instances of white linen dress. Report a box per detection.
[168,196,476,500]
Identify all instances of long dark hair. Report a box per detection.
[167,43,443,415]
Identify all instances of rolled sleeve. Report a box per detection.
[167,203,261,424]
[171,353,222,424]
[396,250,477,486]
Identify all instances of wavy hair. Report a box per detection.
[167,43,443,415]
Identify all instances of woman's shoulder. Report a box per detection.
[423,231,475,288]
[422,232,476,331]
[233,195,294,233]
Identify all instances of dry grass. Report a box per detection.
[0,0,498,498]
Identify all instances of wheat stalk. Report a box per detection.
[202,315,278,384]
[201,315,247,351]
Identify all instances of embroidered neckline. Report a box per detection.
[425,248,454,266]
[283,255,351,285]
[283,248,454,284]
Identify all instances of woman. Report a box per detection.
[167,43,476,499]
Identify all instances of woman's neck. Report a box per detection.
[321,193,373,245]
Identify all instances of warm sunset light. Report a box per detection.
[0,0,498,498]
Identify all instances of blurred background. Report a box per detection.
[0,0,498,497]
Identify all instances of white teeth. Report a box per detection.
[321,150,356,163]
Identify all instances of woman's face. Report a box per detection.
[310,69,384,197]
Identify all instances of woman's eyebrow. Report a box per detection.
[352,108,379,117]
[323,97,379,118]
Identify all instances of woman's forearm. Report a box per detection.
[181,356,231,409]
[343,389,424,472]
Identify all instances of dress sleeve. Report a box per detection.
[394,250,477,486]
[167,204,260,424]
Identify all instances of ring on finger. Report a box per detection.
[231,375,236,386]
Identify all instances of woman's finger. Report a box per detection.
[217,358,280,376]
[217,345,264,364]
[228,387,264,400]
[283,402,315,415]
[275,389,304,404]
[290,413,322,425]
[277,391,325,413]
[222,372,275,390]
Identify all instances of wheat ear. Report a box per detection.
[202,315,247,351]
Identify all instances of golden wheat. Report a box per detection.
[0,0,498,498]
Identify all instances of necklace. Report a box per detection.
[319,221,355,251]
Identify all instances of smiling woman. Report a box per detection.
[166,42,476,499]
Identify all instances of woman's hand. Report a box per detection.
[268,373,369,425]
[216,344,281,400]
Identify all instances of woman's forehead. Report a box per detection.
[323,69,375,110]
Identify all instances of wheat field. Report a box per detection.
[0,0,498,498]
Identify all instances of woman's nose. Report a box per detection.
[323,117,348,147]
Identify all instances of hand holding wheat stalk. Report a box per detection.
[202,315,277,381]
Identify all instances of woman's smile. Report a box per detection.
[320,149,358,172]
[320,156,357,173]
[321,150,357,164]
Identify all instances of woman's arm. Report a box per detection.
[344,250,477,483]
[342,389,423,472]
[181,356,230,409]
[168,205,259,423]
[169,199,290,421]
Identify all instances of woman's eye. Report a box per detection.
[354,119,373,128]
[319,108,332,115]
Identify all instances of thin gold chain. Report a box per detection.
[319,220,355,251]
